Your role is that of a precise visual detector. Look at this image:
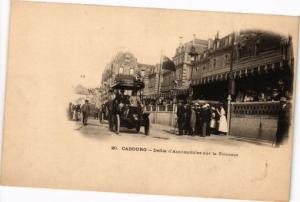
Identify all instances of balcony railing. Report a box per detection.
[231,101,280,116]
[144,104,175,112]
[144,102,282,117]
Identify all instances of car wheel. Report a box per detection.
[114,114,120,134]
[136,125,140,133]
[144,117,150,135]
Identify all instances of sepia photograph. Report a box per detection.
[69,29,294,148]
[1,1,299,201]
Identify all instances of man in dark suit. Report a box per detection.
[194,103,202,136]
[184,103,192,135]
[81,100,90,125]
[177,101,185,135]
[201,103,212,137]
[275,97,290,146]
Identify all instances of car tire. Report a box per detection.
[136,125,140,133]
[114,114,120,134]
[144,117,150,135]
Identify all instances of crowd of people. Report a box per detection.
[235,79,290,102]
[176,101,228,137]
[68,100,91,125]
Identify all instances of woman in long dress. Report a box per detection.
[190,104,197,135]
[210,106,217,135]
[217,105,228,135]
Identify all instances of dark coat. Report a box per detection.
[177,105,185,121]
[276,104,290,144]
[81,103,90,113]
[195,108,202,123]
[185,106,192,122]
[277,104,290,129]
[201,108,212,123]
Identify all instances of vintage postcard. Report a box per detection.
[1,1,299,201]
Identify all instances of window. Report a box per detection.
[228,35,232,44]
[129,68,134,75]
[213,59,216,68]
[225,54,229,65]
[119,67,124,74]
[225,38,228,46]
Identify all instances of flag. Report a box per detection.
[162,56,176,71]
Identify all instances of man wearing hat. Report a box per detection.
[81,99,90,125]
[201,103,212,137]
[274,97,290,146]
[194,102,202,136]
[184,103,193,135]
[176,101,185,135]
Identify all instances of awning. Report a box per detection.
[192,61,283,86]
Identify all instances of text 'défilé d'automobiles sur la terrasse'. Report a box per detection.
[111,146,239,157]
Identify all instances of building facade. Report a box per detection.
[172,38,208,89]
[159,38,208,100]
[100,51,155,103]
[144,64,161,99]
[191,30,293,103]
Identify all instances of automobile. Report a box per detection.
[106,74,150,135]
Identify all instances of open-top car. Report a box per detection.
[106,74,150,135]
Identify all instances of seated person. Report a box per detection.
[265,86,272,101]
[244,91,252,102]
[258,92,266,101]
[271,88,280,101]
[130,96,138,107]
[236,91,244,102]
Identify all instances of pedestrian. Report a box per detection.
[184,103,192,135]
[190,104,197,136]
[68,103,73,120]
[201,103,212,137]
[176,101,185,135]
[194,102,202,136]
[274,97,290,146]
[216,104,228,135]
[210,106,217,135]
[74,104,80,121]
[72,105,76,120]
[81,100,90,125]
[94,107,99,119]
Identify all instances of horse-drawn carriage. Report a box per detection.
[104,74,150,135]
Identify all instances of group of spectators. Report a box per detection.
[235,79,290,102]
[176,101,228,137]
[68,100,91,125]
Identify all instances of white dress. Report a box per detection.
[210,112,216,128]
[218,108,228,133]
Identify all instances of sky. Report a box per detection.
[68,4,296,88]
[10,2,298,89]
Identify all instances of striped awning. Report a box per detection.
[191,61,283,86]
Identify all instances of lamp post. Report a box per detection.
[227,33,237,135]
[188,43,198,102]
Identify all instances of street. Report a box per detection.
[72,118,275,148]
